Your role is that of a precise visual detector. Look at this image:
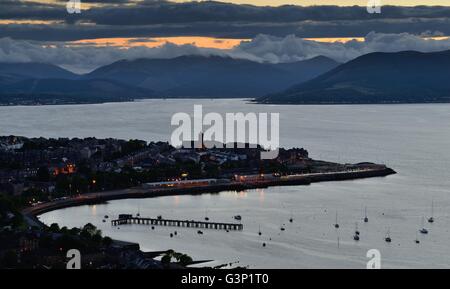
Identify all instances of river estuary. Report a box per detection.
[2,99,450,268]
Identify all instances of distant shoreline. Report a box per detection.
[0,97,250,107]
[253,100,450,105]
[4,98,450,107]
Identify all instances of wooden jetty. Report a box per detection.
[111,216,243,231]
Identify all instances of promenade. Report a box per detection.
[22,166,396,224]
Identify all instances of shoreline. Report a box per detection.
[22,167,396,225]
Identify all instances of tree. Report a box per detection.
[48,223,60,233]
[102,236,113,247]
[161,254,171,265]
[81,223,97,236]
[178,254,193,266]
[92,232,103,244]
[69,227,81,235]
[160,250,192,267]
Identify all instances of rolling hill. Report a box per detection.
[84,55,339,98]
[0,56,339,104]
[258,50,450,104]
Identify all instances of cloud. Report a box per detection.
[2,32,450,73]
[3,17,450,42]
[2,2,450,41]
[234,32,450,63]
[20,2,450,26]
[0,37,229,73]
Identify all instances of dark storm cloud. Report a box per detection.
[76,3,450,26]
[2,18,450,41]
[1,1,450,41]
[0,0,64,21]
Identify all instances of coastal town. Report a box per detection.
[0,135,395,268]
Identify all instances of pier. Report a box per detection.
[111,216,244,231]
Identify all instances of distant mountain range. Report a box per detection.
[0,62,77,80]
[0,62,153,104]
[3,51,450,105]
[258,50,450,104]
[84,55,339,98]
[0,55,338,104]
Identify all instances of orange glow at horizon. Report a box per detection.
[70,36,249,50]
[0,19,63,25]
[69,35,450,49]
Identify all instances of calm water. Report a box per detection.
[2,99,450,268]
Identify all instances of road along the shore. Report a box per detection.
[22,167,396,226]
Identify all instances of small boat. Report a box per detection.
[157,215,162,220]
[385,228,392,243]
[151,226,155,230]
[234,215,242,221]
[355,222,360,235]
[415,232,420,244]
[170,233,173,238]
[363,207,368,223]
[174,231,177,236]
[262,242,266,247]
[289,211,293,223]
[280,227,285,231]
[102,219,106,223]
[197,230,203,235]
[420,216,429,234]
[258,225,262,236]
[419,228,428,234]
[353,234,360,241]
[204,209,209,221]
[334,211,339,229]
[428,200,435,223]
[104,215,109,219]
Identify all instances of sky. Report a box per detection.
[2,0,450,72]
[26,0,450,6]
[175,0,450,6]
